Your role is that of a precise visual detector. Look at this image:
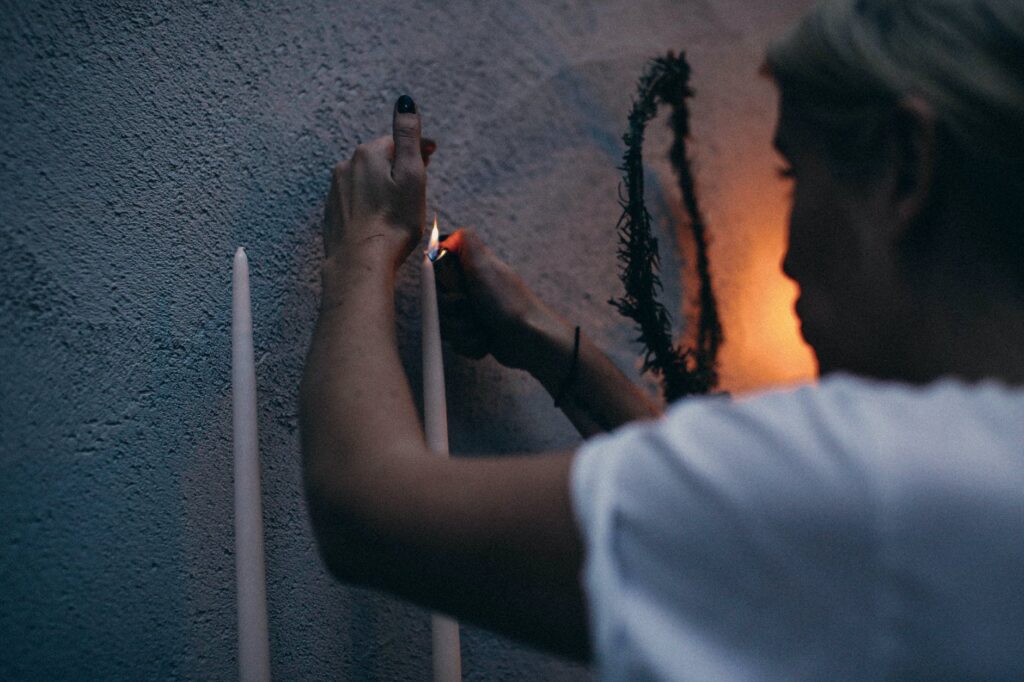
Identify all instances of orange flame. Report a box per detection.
[427,215,440,261]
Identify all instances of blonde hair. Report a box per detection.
[767,0,1024,158]
[766,0,1024,285]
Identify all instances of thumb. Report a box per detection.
[392,94,423,186]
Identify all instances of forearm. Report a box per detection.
[524,311,662,437]
[300,253,591,659]
[302,105,591,658]
[300,249,426,529]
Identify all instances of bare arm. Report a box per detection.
[519,309,662,436]
[300,98,589,659]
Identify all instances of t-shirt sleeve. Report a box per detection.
[571,385,880,680]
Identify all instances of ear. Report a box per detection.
[885,96,939,230]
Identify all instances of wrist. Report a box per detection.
[319,243,400,313]
[333,218,417,264]
[518,308,578,387]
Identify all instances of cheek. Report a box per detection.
[787,187,858,296]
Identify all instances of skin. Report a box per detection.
[300,90,1024,660]
[299,101,656,660]
[777,93,1024,385]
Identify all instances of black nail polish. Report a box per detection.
[396,94,416,114]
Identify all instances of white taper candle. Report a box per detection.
[232,247,271,682]
[421,226,462,682]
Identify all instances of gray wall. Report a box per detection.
[1,1,812,678]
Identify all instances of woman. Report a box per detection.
[300,1,1024,677]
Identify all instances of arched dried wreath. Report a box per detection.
[611,52,723,402]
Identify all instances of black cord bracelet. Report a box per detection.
[554,325,581,408]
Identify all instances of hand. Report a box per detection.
[322,95,436,266]
[437,228,563,371]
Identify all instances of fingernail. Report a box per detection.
[396,94,416,114]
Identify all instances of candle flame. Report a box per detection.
[428,215,440,261]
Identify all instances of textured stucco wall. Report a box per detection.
[1,1,813,678]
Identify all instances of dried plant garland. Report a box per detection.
[610,52,723,402]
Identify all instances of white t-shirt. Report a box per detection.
[572,374,1024,680]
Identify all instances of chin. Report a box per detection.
[809,352,824,378]
[795,308,839,379]
[796,321,824,372]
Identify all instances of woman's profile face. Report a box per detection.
[774,101,898,378]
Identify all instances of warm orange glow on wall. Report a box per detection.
[719,233,817,393]
[700,156,818,395]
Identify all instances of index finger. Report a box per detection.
[392,94,423,186]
